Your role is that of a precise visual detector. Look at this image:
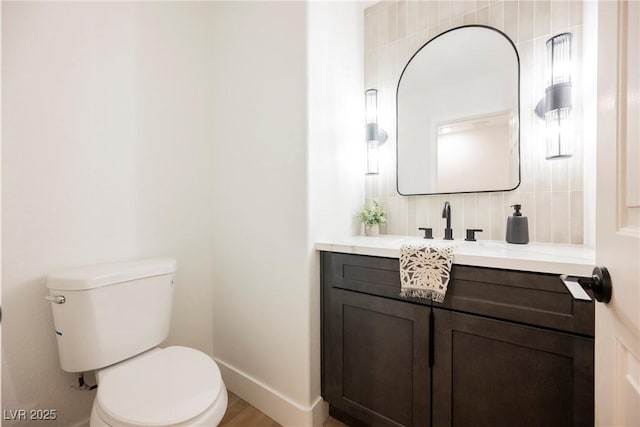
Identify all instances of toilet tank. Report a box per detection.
[46,257,176,373]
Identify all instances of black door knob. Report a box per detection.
[578,266,612,303]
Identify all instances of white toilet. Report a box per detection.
[46,258,228,427]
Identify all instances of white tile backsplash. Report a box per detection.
[476,6,490,25]
[438,0,452,24]
[463,0,476,16]
[364,0,585,243]
[551,0,569,34]
[463,11,476,25]
[427,1,439,29]
[388,1,398,42]
[463,193,478,229]
[518,1,535,42]
[504,1,518,42]
[552,191,571,243]
[570,191,584,245]
[569,0,583,27]
[534,0,551,38]
[535,191,553,241]
[489,1,505,31]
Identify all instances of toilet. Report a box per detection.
[46,258,228,427]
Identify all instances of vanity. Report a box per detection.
[318,237,595,427]
[331,16,598,425]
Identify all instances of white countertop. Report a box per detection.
[315,235,595,276]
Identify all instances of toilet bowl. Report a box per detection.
[46,258,228,427]
[89,347,228,427]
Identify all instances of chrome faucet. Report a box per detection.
[442,201,453,240]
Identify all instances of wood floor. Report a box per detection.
[219,391,347,427]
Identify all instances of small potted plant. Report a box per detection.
[358,201,386,236]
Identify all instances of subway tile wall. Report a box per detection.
[364,0,585,244]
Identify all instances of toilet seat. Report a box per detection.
[95,346,224,427]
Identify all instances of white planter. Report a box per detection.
[365,223,380,236]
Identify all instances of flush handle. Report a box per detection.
[45,295,66,304]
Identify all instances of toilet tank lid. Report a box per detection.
[46,257,176,291]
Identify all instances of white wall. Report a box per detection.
[308,1,365,243]
[207,0,313,421]
[2,3,218,425]
[209,2,364,425]
[307,0,365,422]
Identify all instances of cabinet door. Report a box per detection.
[325,288,431,427]
[432,309,594,427]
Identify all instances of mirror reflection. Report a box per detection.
[397,26,520,195]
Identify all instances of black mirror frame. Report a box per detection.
[395,24,521,196]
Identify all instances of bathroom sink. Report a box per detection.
[315,235,595,276]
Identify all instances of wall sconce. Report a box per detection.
[535,33,573,160]
[365,89,388,175]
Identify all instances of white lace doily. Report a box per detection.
[399,243,455,303]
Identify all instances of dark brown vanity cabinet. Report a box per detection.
[321,252,594,427]
[323,287,431,426]
[432,310,594,427]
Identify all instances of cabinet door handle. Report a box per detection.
[428,309,434,368]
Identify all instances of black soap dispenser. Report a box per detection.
[506,204,529,244]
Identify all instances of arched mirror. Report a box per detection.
[396,25,520,195]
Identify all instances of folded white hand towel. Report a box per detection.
[399,243,455,302]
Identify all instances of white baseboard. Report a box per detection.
[214,358,328,427]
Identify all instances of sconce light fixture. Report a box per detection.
[535,32,573,160]
[365,89,388,175]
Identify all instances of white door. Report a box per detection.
[595,1,640,425]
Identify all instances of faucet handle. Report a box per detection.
[418,227,433,239]
[465,229,483,242]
